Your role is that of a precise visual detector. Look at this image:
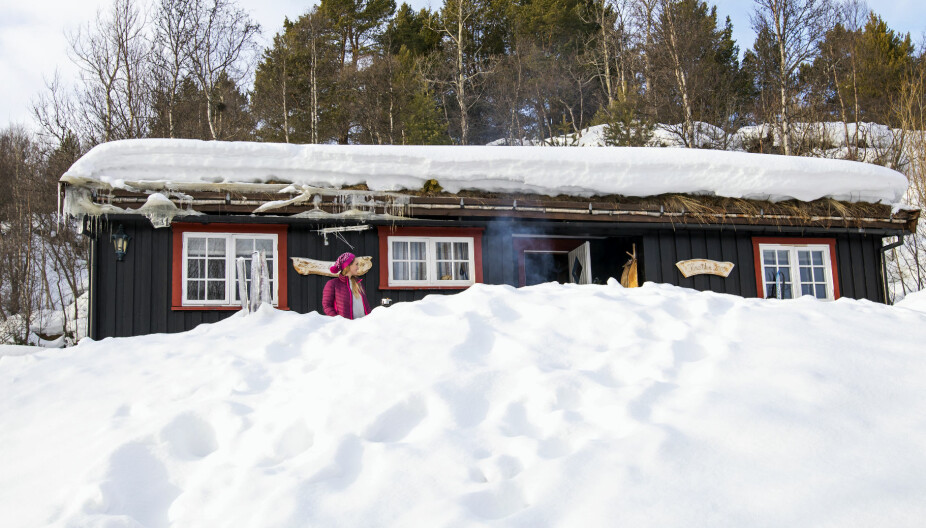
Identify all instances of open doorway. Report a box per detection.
[514,235,640,286]
[514,237,593,286]
[524,251,569,285]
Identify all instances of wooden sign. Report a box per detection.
[676,259,734,278]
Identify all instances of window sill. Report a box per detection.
[171,305,290,311]
[380,285,474,291]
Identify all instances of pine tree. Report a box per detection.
[381,3,442,57]
[596,92,655,146]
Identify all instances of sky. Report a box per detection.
[1,0,924,130]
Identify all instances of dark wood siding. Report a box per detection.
[88,217,892,339]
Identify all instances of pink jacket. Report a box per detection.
[322,275,371,319]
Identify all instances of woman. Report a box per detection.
[322,252,371,319]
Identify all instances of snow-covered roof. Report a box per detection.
[62,138,909,205]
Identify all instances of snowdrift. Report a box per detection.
[3,282,926,527]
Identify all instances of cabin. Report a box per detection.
[59,139,919,339]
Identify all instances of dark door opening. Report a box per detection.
[514,235,641,287]
[524,252,569,285]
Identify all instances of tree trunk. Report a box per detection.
[456,0,468,145]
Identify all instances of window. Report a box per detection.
[378,227,484,289]
[753,238,839,300]
[183,232,278,305]
[388,237,474,287]
[172,224,288,309]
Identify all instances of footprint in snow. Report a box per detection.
[628,380,678,422]
[671,340,707,367]
[474,454,524,482]
[462,481,529,520]
[85,442,180,528]
[436,378,491,428]
[260,421,315,467]
[363,395,428,443]
[160,412,219,460]
[305,434,364,490]
[487,296,522,322]
[451,313,496,362]
[500,402,541,438]
[232,365,271,395]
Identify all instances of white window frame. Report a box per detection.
[387,236,476,287]
[181,232,279,307]
[758,243,835,300]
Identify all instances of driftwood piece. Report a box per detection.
[291,256,373,277]
[620,244,639,288]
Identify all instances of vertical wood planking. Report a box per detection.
[642,234,662,284]
[135,222,152,335]
[850,237,868,299]
[736,234,758,297]
[835,235,854,299]
[719,231,740,296]
[659,230,678,286]
[861,236,880,302]
[90,218,899,339]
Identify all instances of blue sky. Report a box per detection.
[2,0,924,128]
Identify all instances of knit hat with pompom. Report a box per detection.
[329,252,356,274]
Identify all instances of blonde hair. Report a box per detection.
[340,269,362,297]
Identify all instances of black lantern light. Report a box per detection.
[112,224,132,261]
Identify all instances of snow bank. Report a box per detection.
[0,344,42,358]
[61,138,909,205]
[3,282,926,527]
[895,289,926,312]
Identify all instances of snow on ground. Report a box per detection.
[1,291,89,348]
[61,138,908,206]
[3,282,926,527]
[0,345,41,358]
[895,289,926,312]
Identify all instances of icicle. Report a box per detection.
[133,192,201,228]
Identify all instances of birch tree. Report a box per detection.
[186,0,260,140]
[648,0,746,148]
[751,0,834,155]
[425,0,499,145]
[887,58,926,300]
[585,0,637,109]
[152,0,197,138]
[66,0,151,142]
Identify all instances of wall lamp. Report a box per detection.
[112,224,132,261]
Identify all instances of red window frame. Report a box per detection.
[172,223,289,310]
[377,226,484,290]
[752,237,841,300]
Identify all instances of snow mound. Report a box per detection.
[895,289,926,312]
[61,139,909,205]
[3,282,926,527]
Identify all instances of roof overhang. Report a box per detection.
[59,182,919,234]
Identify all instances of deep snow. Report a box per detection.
[3,282,926,527]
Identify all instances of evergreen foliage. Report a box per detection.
[24,0,924,150]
